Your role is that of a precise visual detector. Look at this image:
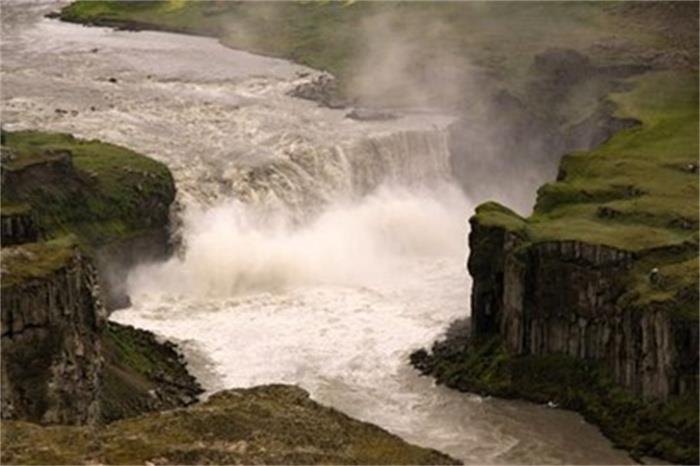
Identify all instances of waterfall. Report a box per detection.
[171,126,455,224]
[128,124,466,298]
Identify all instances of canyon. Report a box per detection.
[1,1,698,465]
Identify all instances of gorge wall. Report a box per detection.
[1,245,104,424]
[0,130,201,426]
[414,65,699,463]
[468,214,698,401]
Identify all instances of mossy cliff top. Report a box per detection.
[0,236,77,288]
[473,69,699,321]
[1,130,175,251]
[0,384,458,465]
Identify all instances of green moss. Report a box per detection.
[472,202,527,234]
[99,322,202,423]
[0,421,93,465]
[1,130,175,250]
[0,236,77,288]
[0,203,31,216]
[429,338,699,464]
[529,71,698,250]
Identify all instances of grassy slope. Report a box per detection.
[0,385,456,465]
[59,2,661,104]
[476,69,699,320]
[0,236,77,287]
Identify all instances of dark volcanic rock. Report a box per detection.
[345,108,397,121]
[1,247,106,425]
[288,72,350,108]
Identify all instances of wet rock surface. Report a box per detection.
[288,72,351,108]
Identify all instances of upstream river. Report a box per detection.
[1,2,634,464]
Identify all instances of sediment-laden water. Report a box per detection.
[1,2,633,464]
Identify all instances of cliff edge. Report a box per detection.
[0,131,202,426]
[414,71,699,464]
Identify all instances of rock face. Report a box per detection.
[95,227,172,310]
[1,247,106,424]
[99,322,203,423]
[468,217,699,401]
[288,72,349,108]
[0,210,39,246]
[0,131,199,427]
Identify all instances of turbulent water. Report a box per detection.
[2,2,634,464]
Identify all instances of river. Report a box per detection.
[1,2,633,464]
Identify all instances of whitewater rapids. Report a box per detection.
[1,2,633,464]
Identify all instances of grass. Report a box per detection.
[0,385,457,465]
[99,322,202,423]
[0,236,77,288]
[59,1,676,106]
[1,130,175,250]
[474,69,699,320]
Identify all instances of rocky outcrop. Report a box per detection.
[1,131,198,427]
[1,149,74,196]
[288,72,350,108]
[100,322,202,423]
[1,209,39,246]
[95,228,172,310]
[1,247,105,425]
[345,108,397,121]
[1,384,458,465]
[467,216,698,401]
[1,131,177,312]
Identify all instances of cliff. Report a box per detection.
[1,205,39,246]
[468,212,698,401]
[1,385,458,465]
[1,240,104,425]
[414,70,699,464]
[1,130,176,310]
[0,131,200,427]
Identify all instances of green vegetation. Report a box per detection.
[100,322,202,423]
[426,337,699,465]
[1,385,457,465]
[0,236,77,288]
[1,131,202,425]
[474,69,699,321]
[59,1,683,104]
[472,202,527,235]
[2,130,175,249]
[530,71,699,250]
